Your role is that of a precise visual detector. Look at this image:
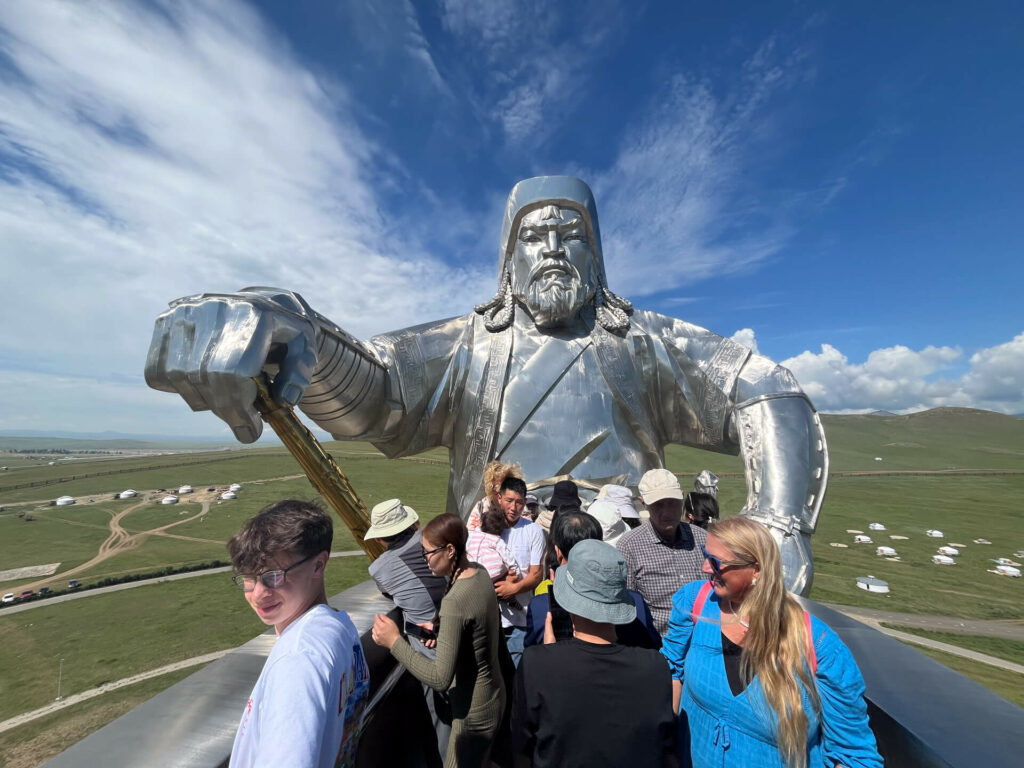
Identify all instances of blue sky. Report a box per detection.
[1,0,1022,438]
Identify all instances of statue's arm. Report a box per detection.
[729,356,828,596]
[640,311,826,595]
[145,288,390,443]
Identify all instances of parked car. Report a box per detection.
[38,586,52,596]
[18,590,34,601]
[68,579,82,589]
[1,593,14,604]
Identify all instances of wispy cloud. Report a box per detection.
[591,37,808,299]
[0,0,491,433]
[438,0,623,145]
[0,0,485,375]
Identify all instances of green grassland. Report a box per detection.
[914,647,1024,708]
[0,447,305,504]
[808,474,1023,618]
[0,666,202,768]
[0,407,1022,757]
[879,625,1024,666]
[0,557,370,722]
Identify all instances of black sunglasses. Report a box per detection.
[233,553,317,592]
[422,544,448,561]
[701,545,754,575]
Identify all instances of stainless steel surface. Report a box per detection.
[40,580,391,768]
[144,175,826,593]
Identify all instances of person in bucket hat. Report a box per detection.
[511,540,676,766]
[365,500,445,648]
[365,499,449,758]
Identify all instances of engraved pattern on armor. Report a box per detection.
[592,326,659,456]
[698,340,751,442]
[461,325,513,513]
[390,333,427,417]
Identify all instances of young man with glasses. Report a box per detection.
[228,500,370,768]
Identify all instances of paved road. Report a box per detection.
[0,550,367,616]
[0,650,232,735]
[826,603,1024,641]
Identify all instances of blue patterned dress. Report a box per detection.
[661,580,882,768]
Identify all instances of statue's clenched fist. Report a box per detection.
[144,288,319,443]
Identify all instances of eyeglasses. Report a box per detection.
[701,545,754,576]
[233,553,316,592]
[422,545,447,561]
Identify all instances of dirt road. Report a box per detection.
[21,499,214,592]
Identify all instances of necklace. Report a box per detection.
[726,598,750,628]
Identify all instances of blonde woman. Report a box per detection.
[466,460,522,530]
[661,518,881,768]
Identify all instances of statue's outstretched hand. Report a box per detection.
[144,289,318,443]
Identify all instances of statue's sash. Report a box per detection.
[458,322,513,515]
[592,324,660,459]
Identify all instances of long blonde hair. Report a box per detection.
[482,461,522,504]
[710,517,820,768]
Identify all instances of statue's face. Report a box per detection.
[509,205,599,328]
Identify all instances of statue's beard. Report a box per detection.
[520,261,593,328]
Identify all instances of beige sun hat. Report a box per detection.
[364,498,418,539]
[638,468,683,505]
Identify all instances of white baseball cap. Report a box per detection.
[638,469,683,505]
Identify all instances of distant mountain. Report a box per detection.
[867,410,898,417]
[0,429,231,442]
[0,430,247,452]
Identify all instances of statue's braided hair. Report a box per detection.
[474,268,515,332]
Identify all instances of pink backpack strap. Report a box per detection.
[804,611,817,674]
[691,581,713,619]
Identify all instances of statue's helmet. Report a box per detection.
[476,175,631,332]
[498,175,607,285]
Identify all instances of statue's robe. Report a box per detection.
[365,307,803,518]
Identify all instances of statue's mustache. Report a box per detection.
[529,257,580,285]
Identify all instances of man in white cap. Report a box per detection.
[365,499,446,652]
[524,492,541,522]
[511,540,675,767]
[616,469,707,635]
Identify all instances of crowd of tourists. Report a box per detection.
[223,462,882,768]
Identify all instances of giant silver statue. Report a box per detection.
[145,176,827,593]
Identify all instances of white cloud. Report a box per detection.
[438,0,620,145]
[0,0,487,379]
[730,329,1024,415]
[781,338,1024,415]
[731,328,760,354]
[780,342,964,413]
[593,39,805,299]
[960,332,1024,407]
[0,0,494,434]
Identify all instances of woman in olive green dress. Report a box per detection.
[372,513,505,767]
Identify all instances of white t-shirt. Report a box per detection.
[230,604,370,768]
[500,517,546,627]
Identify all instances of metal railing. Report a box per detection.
[40,583,1024,767]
